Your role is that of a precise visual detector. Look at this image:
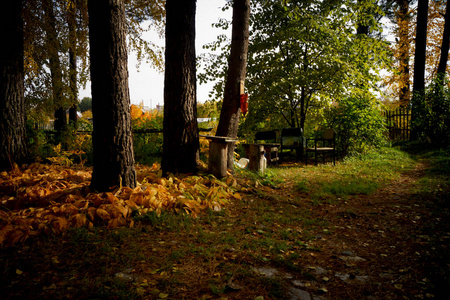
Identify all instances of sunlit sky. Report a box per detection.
[79,0,231,109]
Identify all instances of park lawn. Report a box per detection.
[0,147,449,299]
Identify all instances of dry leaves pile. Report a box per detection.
[0,163,240,247]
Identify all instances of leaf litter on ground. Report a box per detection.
[0,162,241,247]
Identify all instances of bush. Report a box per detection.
[411,77,450,146]
[131,109,164,165]
[325,90,387,156]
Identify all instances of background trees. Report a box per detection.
[161,0,199,175]
[22,0,164,133]
[0,0,28,170]
[245,0,350,131]
[88,0,136,191]
[202,0,389,154]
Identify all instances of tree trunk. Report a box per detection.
[412,0,429,94]
[68,1,78,127]
[0,0,27,170]
[397,0,411,106]
[411,0,429,140]
[437,0,449,77]
[216,0,250,171]
[88,0,136,191]
[43,0,67,135]
[161,0,199,175]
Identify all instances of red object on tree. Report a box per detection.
[240,93,248,116]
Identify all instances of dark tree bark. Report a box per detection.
[216,0,250,171]
[43,0,67,134]
[88,0,136,191]
[68,1,78,127]
[437,0,449,77]
[411,0,429,140]
[161,0,199,175]
[397,0,411,106]
[412,0,429,94]
[0,0,27,170]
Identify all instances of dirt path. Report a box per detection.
[253,161,450,299]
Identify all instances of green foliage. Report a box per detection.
[201,0,391,149]
[77,118,93,131]
[411,77,450,146]
[325,90,387,156]
[78,97,92,113]
[132,112,163,165]
[237,168,285,189]
[46,125,93,167]
[26,121,49,160]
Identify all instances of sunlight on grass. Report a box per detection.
[269,147,416,203]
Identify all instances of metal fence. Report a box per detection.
[384,108,411,141]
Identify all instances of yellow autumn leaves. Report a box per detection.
[0,162,241,247]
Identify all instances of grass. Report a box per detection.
[262,147,416,205]
[1,146,449,299]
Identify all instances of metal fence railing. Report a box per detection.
[384,108,411,141]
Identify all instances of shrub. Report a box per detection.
[325,90,387,156]
[411,77,450,146]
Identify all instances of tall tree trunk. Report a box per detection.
[411,0,429,140]
[397,0,411,106]
[412,0,429,93]
[0,0,27,170]
[437,0,449,78]
[68,1,78,127]
[299,87,306,131]
[43,0,67,135]
[161,0,199,175]
[216,0,250,171]
[88,0,136,191]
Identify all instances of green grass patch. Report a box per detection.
[133,211,193,231]
[321,178,379,197]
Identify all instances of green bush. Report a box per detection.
[325,90,387,156]
[411,77,450,146]
[132,113,164,165]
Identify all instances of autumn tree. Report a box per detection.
[381,0,414,106]
[396,0,413,106]
[22,0,164,131]
[161,0,199,175]
[215,0,251,171]
[88,0,136,191]
[0,0,28,170]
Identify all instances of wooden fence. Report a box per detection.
[384,108,411,141]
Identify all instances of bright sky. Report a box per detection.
[79,0,231,109]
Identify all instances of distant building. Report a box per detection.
[197,117,216,123]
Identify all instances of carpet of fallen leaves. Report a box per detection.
[0,163,240,247]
